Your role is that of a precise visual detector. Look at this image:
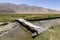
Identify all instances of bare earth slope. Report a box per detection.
[0,3,60,14]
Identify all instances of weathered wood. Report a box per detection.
[16,18,60,37]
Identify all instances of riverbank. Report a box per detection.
[0,14,60,22]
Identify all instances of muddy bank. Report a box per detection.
[0,22,32,40]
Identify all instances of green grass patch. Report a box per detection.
[0,14,60,22]
[34,25,60,40]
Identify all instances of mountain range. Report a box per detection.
[0,3,60,14]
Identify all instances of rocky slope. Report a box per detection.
[0,3,60,14]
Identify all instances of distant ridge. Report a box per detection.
[0,3,60,14]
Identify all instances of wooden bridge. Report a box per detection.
[0,18,60,38]
[16,18,60,37]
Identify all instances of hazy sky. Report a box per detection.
[0,0,60,10]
